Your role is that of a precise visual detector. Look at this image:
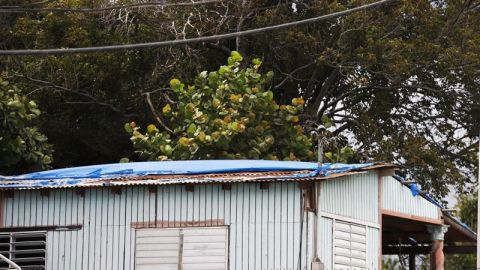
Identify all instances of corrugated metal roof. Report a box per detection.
[0,161,396,190]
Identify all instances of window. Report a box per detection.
[135,227,228,270]
[333,221,367,270]
[0,231,46,270]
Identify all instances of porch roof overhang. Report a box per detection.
[382,212,476,255]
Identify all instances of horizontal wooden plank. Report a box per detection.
[334,239,351,249]
[334,246,350,257]
[351,257,367,268]
[335,222,351,233]
[136,250,178,258]
[334,231,350,241]
[334,255,351,265]
[183,242,226,250]
[351,242,366,251]
[351,225,366,235]
[334,264,351,270]
[350,234,366,244]
[136,229,179,237]
[136,257,178,264]
[183,263,226,270]
[136,243,179,251]
[183,235,226,243]
[137,264,177,270]
[183,249,226,257]
[136,236,179,244]
[182,228,227,236]
[183,255,226,264]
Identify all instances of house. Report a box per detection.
[0,160,476,270]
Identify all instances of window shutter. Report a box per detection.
[0,231,47,270]
[333,221,367,270]
[135,227,228,270]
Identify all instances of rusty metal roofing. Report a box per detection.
[0,161,396,190]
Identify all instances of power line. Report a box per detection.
[0,0,222,13]
[0,0,54,8]
[0,0,397,56]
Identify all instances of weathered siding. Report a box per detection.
[319,171,379,223]
[2,182,313,270]
[366,227,380,270]
[318,217,333,269]
[381,176,439,220]
[317,171,380,270]
[317,216,380,270]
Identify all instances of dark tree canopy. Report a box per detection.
[0,0,478,198]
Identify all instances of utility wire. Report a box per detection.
[0,0,222,13]
[0,0,397,56]
[0,0,54,8]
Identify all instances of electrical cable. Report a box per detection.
[0,0,222,13]
[0,0,397,56]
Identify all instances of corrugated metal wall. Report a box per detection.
[318,217,333,268]
[381,176,439,219]
[316,171,380,270]
[319,171,379,223]
[2,182,313,270]
[366,227,380,270]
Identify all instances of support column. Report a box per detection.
[408,252,416,270]
[426,225,449,270]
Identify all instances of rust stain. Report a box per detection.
[131,219,225,228]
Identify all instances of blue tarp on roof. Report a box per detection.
[0,160,373,181]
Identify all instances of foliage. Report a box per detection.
[442,193,477,270]
[0,76,53,174]
[382,257,405,270]
[444,254,476,270]
[125,52,314,161]
[0,0,478,198]
[458,192,478,231]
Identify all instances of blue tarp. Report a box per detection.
[0,160,374,181]
[392,175,442,207]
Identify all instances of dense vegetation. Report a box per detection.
[0,77,53,174]
[126,52,314,161]
[0,0,478,200]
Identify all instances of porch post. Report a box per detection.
[408,252,416,270]
[426,225,449,270]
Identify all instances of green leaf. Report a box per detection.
[187,123,197,135]
[147,124,159,134]
[252,58,262,66]
[162,104,172,115]
[228,51,243,65]
[169,78,182,92]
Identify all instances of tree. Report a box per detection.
[442,193,477,270]
[0,0,478,198]
[0,76,53,174]
[125,52,314,161]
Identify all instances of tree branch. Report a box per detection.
[143,92,174,134]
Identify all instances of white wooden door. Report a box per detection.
[135,227,228,270]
